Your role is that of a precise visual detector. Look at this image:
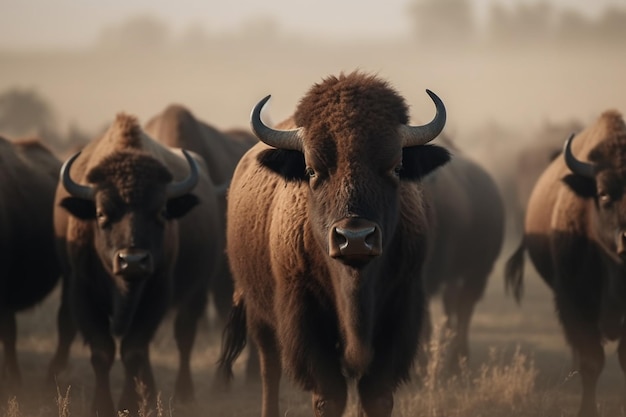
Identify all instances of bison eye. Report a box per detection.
[305,166,316,178]
[393,164,403,177]
[598,192,612,206]
[96,210,110,227]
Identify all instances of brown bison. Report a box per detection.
[509,119,584,235]
[218,72,450,417]
[0,137,61,390]
[505,110,626,417]
[144,104,257,323]
[421,135,505,374]
[46,114,223,417]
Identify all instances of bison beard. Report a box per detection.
[218,71,450,417]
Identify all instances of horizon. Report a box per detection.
[1,0,625,50]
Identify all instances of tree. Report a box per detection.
[97,14,170,52]
[407,0,475,45]
[0,88,56,137]
[486,1,555,45]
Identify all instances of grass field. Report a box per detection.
[2,248,623,417]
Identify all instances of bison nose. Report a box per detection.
[113,249,154,276]
[329,218,382,264]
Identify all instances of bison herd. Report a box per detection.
[0,70,624,417]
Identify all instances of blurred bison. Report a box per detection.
[422,135,505,374]
[218,72,450,417]
[144,104,257,323]
[510,119,583,235]
[505,110,626,417]
[0,137,61,390]
[47,114,222,417]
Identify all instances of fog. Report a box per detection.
[1,0,625,174]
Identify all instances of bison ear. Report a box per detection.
[401,145,451,181]
[257,148,307,181]
[60,197,96,220]
[562,174,596,199]
[166,194,200,219]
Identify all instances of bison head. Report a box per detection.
[59,149,199,335]
[252,73,450,268]
[564,124,626,263]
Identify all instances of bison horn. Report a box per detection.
[250,95,303,152]
[398,89,447,147]
[166,149,200,198]
[564,133,595,178]
[61,152,95,200]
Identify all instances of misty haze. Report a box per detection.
[0,0,625,416]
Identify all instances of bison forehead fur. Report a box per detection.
[294,72,409,144]
[588,111,626,174]
[86,151,173,204]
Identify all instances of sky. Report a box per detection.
[0,0,624,49]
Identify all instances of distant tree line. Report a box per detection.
[85,2,625,52]
[0,88,91,155]
[408,0,626,46]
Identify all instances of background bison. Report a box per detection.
[0,136,61,393]
[47,114,223,417]
[144,104,257,325]
[505,110,626,417]
[422,135,505,375]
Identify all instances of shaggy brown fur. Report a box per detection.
[505,109,626,417]
[47,114,223,417]
[0,136,61,392]
[219,71,450,417]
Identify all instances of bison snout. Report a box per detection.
[113,249,154,276]
[329,219,382,264]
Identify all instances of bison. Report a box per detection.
[421,135,505,375]
[0,137,61,391]
[509,119,584,236]
[505,110,626,417]
[46,114,223,417]
[218,71,450,417]
[144,104,257,323]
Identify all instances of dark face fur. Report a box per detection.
[61,151,198,335]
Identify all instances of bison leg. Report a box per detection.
[441,272,487,375]
[46,280,77,385]
[557,298,604,417]
[89,335,116,417]
[245,341,260,383]
[0,312,21,387]
[355,348,398,417]
[249,318,282,417]
[356,379,393,417]
[173,289,208,403]
[119,338,156,415]
[618,334,626,411]
[309,362,347,417]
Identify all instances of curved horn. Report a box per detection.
[61,152,95,200]
[563,133,595,178]
[166,149,199,198]
[250,95,303,151]
[399,89,447,147]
